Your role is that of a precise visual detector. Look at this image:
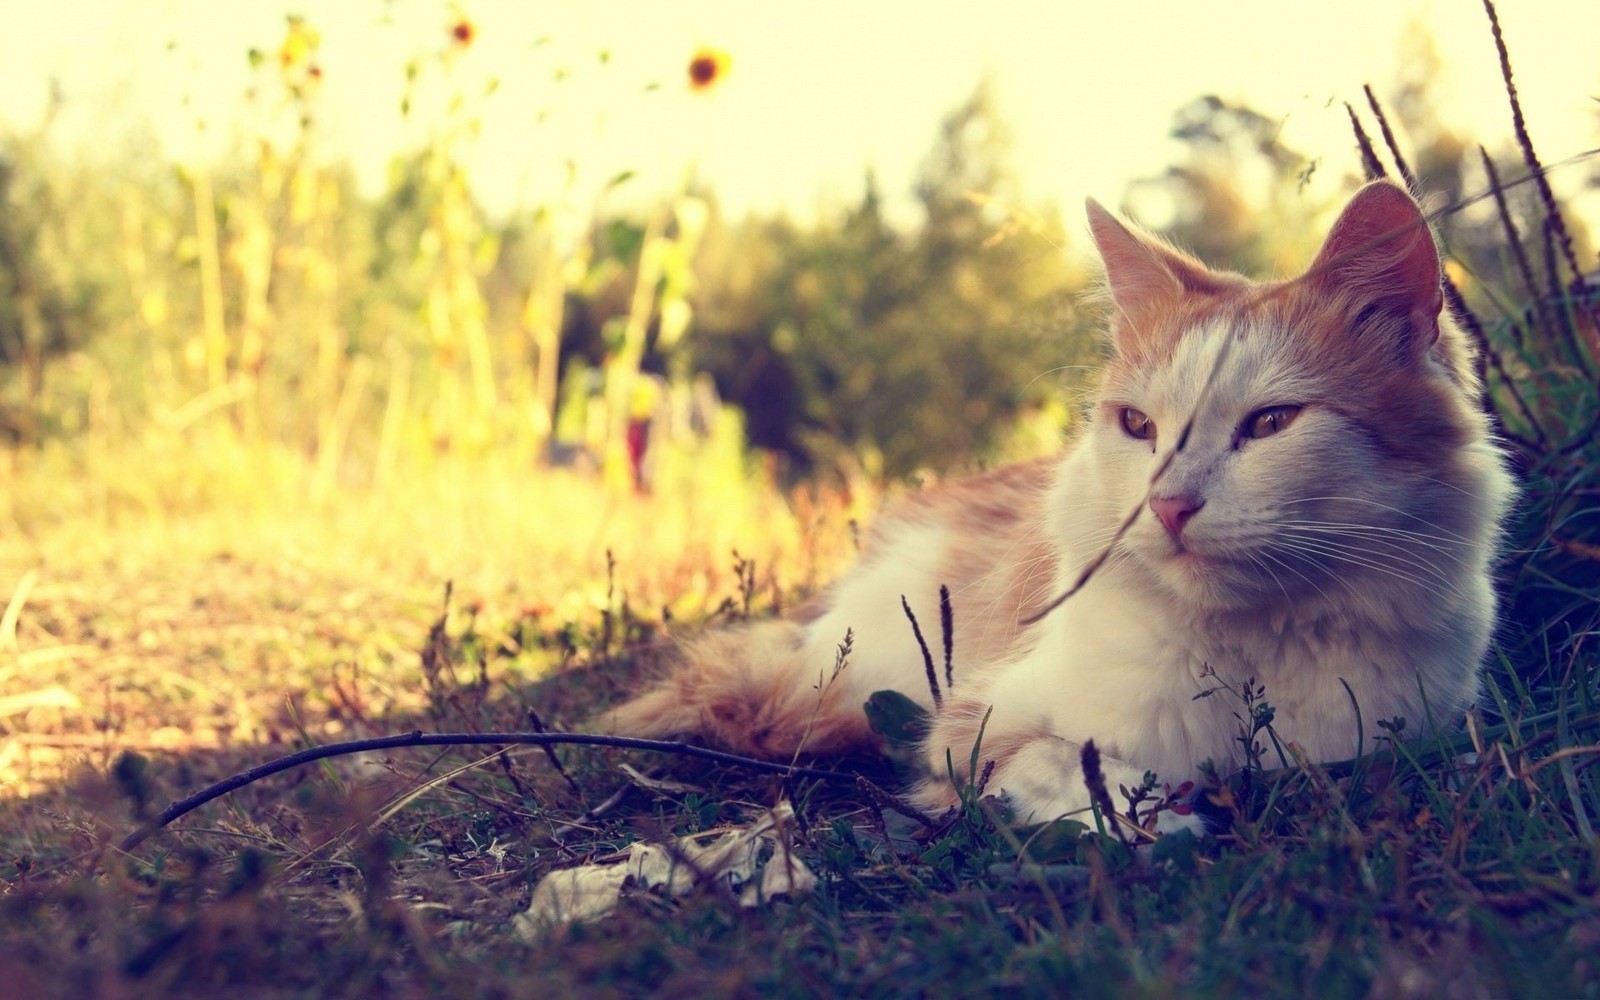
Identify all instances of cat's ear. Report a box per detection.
[1087,199,1234,345]
[1307,180,1443,352]
[1087,199,1183,329]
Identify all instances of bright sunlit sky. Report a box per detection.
[4,1,1597,241]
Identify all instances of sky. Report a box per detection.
[3,1,1597,241]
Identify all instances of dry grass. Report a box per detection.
[0,422,863,797]
[0,420,900,998]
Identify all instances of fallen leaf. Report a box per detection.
[514,801,812,936]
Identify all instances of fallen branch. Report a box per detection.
[118,730,860,854]
[118,707,1600,855]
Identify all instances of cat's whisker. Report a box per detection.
[1258,549,1387,625]
[1243,551,1295,606]
[1283,519,1464,543]
[1271,550,1445,602]
[1271,536,1461,598]
[1408,472,1482,498]
[1021,364,1102,396]
[1272,527,1456,573]
[1272,520,1466,556]
[961,554,1061,630]
[952,519,1073,646]
[1272,526,1462,579]
[1274,510,1470,540]
[1279,496,1477,541]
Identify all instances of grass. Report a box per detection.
[4,274,1598,1000]
[1,408,1598,998]
[0,420,855,788]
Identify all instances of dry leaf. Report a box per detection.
[522,864,632,926]
[514,801,812,937]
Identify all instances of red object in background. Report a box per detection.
[626,419,650,492]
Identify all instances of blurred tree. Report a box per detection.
[6,71,1099,484]
[691,84,1088,478]
[1125,95,1318,274]
[685,206,798,459]
[0,147,103,442]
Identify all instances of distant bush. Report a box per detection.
[689,86,1094,478]
[0,151,104,441]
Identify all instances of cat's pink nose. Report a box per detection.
[1150,495,1204,539]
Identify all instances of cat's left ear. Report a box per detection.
[1087,199,1240,353]
[1087,199,1184,330]
[1307,180,1443,354]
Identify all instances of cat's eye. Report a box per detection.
[1119,407,1156,441]
[1242,405,1303,440]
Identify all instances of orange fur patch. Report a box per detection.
[602,620,877,759]
[870,457,1059,669]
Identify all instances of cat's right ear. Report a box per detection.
[1305,180,1443,356]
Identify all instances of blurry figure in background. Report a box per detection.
[624,373,668,493]
[549,365,724,490]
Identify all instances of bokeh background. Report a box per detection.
[4,1,1595,488]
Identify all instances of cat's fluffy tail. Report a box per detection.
[599,620,875,759]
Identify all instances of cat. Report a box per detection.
[603,180,1514,833]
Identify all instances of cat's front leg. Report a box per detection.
[911,698,1205,836]
[986,736,1205,836]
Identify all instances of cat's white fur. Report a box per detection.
[605,180,1514,831]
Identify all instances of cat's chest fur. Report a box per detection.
[997,577,1443,779]
[968,412,1498,782]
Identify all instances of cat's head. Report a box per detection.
[1079,181,1512,613]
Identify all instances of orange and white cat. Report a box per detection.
[605,181,1513,831]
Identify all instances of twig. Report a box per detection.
[117,730,860,853]
[975,758,995,798]
[855,774,942,829]
[549,780,634,844]
[939,584,955,692]
[527,708,583,800]
[901,595,942,710]
[1537,220,1575,354]
[1344,103,1386,181]
[1364,88,1506,404]
[1442,274,1496,389]
[1484,0,1600,359]
[1,569,36,653]
[1080,740,1129,847]
[1363,85,1417,190]
[1478,146,1539,341]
